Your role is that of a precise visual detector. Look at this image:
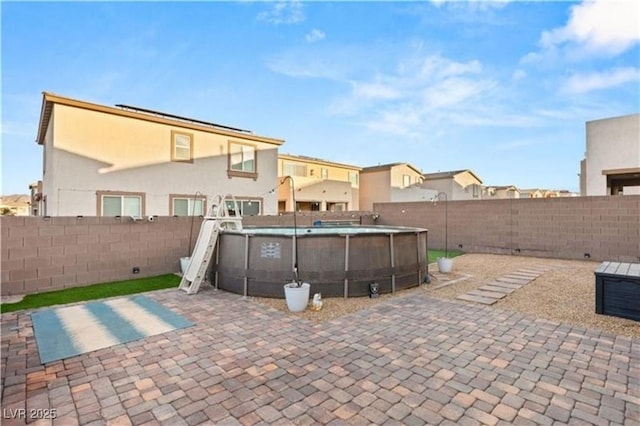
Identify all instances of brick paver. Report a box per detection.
[2,285,638,425]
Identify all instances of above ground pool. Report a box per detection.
[211,225,428,298]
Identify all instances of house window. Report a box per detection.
[472,184,481,198]
[402,175,411,188]
[228,141,257,179]
[171,195,206,216]
[327,202,345,212]
[98,192,144,216]
[283,162,307,177]
[171,131,193,163]
[321,168,329,179]
[225,199,261,216]
[348,171,359,186]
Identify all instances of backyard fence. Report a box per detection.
[373,195,639,263]
[1,196,638,295]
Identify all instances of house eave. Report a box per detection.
[36,92,285,146]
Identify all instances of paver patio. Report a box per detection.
[1,286,638,425]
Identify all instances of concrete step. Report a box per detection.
[456,293,496,305]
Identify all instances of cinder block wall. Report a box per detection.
[0,216,201,296]
[2,198,638,296]
[0,212,376,296]
[373,195,640,262]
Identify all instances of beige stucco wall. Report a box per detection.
[278,156,360,184]
[278,156,360,211]
[585,113,640,195]
[360,164,425,210]
[42,115,56,216]
[421,178,454,200]
[389,186,438,204]
[389,164,423,188]
[486,188,520,199]
[359,169,392,211]
[278,178,357,211]
[423,171,482,201]
[43,104,280,215]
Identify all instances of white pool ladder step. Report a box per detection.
[179,194,243,295]
[179,220,220,294]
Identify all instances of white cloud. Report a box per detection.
[512,69,526,81]
[540,0,640,57]
[257,1,305,25]
[423,77,495,108]
[430,0,511,11]
[562,67,640,94]
[350,81,400,100]
[330,52,503,137]
[268,43,543,139]
[305,29,325,43]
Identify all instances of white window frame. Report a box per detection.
[171,195,206,216]
[171,131,193,163]
[98,192,144,217]
[225,199,261,216]
[348,171,359,186]
[228,141,257,178]
[283,162,307,177]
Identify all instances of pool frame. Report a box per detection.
[211,225,429,298]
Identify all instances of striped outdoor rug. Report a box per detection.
[31,295,193,364]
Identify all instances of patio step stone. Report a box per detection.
[455,265,553,306]
[478,285,516,294]
[467,289,508,299]
[456,294,496,305]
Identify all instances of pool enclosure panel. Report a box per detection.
[213,227,428,298]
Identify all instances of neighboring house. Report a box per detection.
[360,163,434,210]
[421,169,483,201]
[278,154,361,212]
[0,194,31,216]
[35,92,284,216]
[580,113,640,196]
[483,185,521,199]
[519,188,545,198]
[520,188,578,198]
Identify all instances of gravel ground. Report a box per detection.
[253,253,640,339]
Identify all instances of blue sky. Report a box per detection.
[2,0,639,195]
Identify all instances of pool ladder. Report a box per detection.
[179,194,243,294]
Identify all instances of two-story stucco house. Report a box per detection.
[421,169,483,201]
[483,185,521,199]
[34,92,284,216]
[580,113,640,196]
[359,163,435,210]
[277,154,361,212]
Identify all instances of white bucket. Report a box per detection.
[437,257,454,273]
[180,257,191,274]
[284,282,310,312]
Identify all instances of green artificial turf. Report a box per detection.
[428,249,464,264]
[0,274,180,314]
